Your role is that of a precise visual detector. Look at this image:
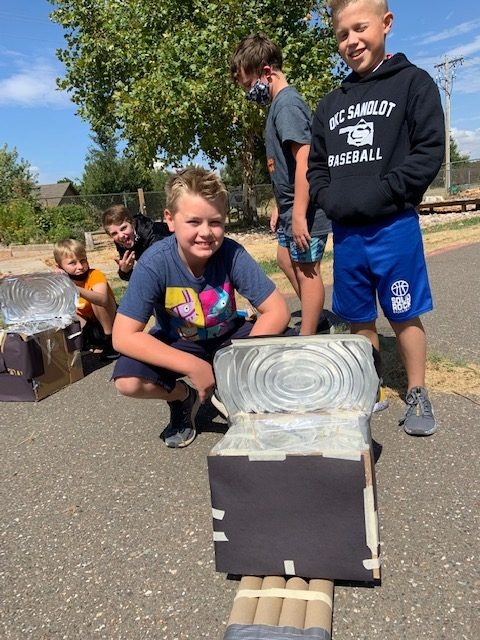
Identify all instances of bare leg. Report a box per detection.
[91,296,117,335]
[293,260,325,335]
[277,245,300,298]
[389,317,426,390]
[350,320,379,351]
[115,377,188,401]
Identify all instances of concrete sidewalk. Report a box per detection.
[1,243,479,639]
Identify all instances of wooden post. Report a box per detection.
[84,232,94,251]
[138,188,147,214]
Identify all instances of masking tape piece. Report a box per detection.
[212,508,225,520]
[363,558,382,570]
[363,485,379,555]
[284,560,296,575]
[248,452,287,461]
[235,588,332,610]
[67,331,82,340]
[322,450,362,461]
[213,531,229,542]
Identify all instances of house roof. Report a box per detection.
[37,182,79,202]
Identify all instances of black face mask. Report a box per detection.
[67,272,87,282]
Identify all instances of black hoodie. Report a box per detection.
[116,213,171,281]
[307,54,445,225]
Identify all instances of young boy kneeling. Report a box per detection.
[112,167,291,448]
[54,239,119,360]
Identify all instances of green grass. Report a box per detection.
[427,351,469,369]
[423,214,480,235]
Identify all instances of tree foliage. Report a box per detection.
[450,136,470,164]
[80,137,153,194]
[50,1,341,171]
[0,144,37,203]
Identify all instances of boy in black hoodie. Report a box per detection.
[308,0,445,436]
[102,205,171,281]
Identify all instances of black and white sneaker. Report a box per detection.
[161,383,200,448]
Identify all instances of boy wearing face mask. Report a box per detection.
[230,33,331,336]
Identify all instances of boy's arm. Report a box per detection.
[307,106,331,209]
[384,74,445,204]
[75,281,110,308]
[291,141,311,251]
[112,313,215,401]
[249,290,290,337]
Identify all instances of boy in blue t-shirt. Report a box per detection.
[112,167,290,448]
[230,33,331,336]
[307,0,445,436]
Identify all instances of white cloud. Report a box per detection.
[0,57,70,108]
[421,19,480,45]
[452,127,480,160]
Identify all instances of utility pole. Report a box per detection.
[435,55,463,194]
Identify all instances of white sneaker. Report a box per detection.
[211,392,228,419]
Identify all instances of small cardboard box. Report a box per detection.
[0,273,84,402]
[208,335,381,582]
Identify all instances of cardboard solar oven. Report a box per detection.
[208,335,381,583]
[0,273,83,402]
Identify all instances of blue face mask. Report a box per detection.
[245,79,271,106]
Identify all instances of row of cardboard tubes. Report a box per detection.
[226,575,334,632]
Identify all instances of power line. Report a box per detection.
[434,55,463,193]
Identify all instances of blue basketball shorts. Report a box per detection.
[277,228,328,263]
[331,209,433,323]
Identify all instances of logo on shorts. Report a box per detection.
[391,280,411,314]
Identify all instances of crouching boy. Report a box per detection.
[54,239,119,360]
[112,167,291,448]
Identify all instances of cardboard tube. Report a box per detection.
[252,576,286,626]
[278,576,308,629]
[304,579,334,632]
[227,576,263,626]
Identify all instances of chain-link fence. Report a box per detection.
[427,159,480,193]
[38,184,275,229]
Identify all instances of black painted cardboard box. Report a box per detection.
[0,273,84,402]
[207,335,381,582]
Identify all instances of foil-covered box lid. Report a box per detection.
[213,334,378,416]
[0,272,78,329]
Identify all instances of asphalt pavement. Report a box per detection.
[1,242,479,639]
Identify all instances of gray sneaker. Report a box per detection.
[162,384,200,448]
[399,387,437,436]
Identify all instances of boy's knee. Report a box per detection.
[114,376,141,397]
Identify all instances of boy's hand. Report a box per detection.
[269,207,279,233]
[186,359,215,403]
[292,217,311,251]
[115,250,135,274]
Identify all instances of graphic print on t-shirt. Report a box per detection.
[165,282,237,340]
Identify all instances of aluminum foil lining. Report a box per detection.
[0,272,78,329]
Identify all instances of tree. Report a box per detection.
[0,144,37,203]
[50,1,341,221]
[450,136,470,164]
[80,137,153,194]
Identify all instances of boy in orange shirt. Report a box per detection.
[53,239,119,360]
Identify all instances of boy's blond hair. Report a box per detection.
[102,204,134,230]
[327,0,389,17]
[230,33,283,82]
[165,167,229,217]
[53,238,87,264]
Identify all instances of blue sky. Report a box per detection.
[1,0,479,186]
